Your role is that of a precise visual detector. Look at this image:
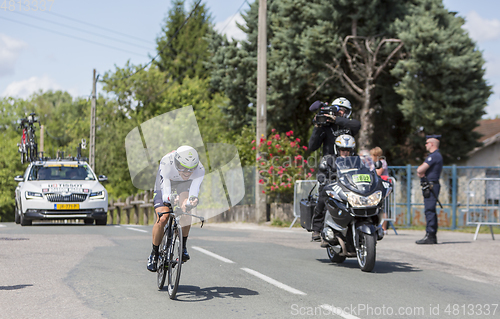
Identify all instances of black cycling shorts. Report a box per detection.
[153,180,193,209]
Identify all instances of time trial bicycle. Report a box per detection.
[156,202,204,299]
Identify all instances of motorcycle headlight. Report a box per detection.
[346,191,382,208]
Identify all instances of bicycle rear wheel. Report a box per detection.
[167,221,183,299]
[157,218,172,290]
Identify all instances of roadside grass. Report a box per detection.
[270,218,301,228]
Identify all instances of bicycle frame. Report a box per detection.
[17,113,38,164]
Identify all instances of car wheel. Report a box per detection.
[84,219,94,225]
[95,218,107,226]
[20,212,32,226]
[15,202,20,224]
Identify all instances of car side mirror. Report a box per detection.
[374,160,382,169]
[14,175,24,182]
[98,175,108,182]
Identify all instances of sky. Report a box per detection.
[0,0,499,118]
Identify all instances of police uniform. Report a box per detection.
[422,149,443,235]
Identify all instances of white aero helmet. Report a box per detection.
[335,134,356,155]
[331,97,352,118]
[174,145,199,172]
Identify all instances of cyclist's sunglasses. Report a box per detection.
[175,161,197,172]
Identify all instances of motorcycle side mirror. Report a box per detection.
[374,160,382,169]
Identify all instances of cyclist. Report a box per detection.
[147,145,205,272]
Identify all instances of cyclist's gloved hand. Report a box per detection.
[168,193,179,206]
[188,196,199,207]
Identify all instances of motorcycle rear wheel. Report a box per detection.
[327,246,346,263]
[357,232,376,272]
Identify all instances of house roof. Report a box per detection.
[469,119,500,156]
[473,118,500,143]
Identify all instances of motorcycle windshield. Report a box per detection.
[335,156,378,194]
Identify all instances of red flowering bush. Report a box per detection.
[254,129,316,203]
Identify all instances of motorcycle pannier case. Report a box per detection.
[300,199,316,231]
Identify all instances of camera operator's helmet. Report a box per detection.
[332,97,352,118]
[335,134,356,155]
[174,145,199,172]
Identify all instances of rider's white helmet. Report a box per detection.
[335,134,356,155]
[331,97,352,118]
[174,145,199,171]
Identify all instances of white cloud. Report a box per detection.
[0,33,28,77]
[483,53,500,78]
[485,85,500,119]
[2,75,78,99]
[215,13,247,42]
[464,11,500,42]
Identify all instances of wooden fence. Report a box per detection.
[106,191,295,225]
[107,190,156,225]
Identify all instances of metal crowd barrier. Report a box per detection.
[466,177,500,240]
[383,176,398,234]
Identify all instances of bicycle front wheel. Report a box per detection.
[167,221,183,299]
[157,219,172,290]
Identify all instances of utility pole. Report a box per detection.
[89,69,97,170]
[255,0,267,223]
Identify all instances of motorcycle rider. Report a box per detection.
[308,97,360,242]
[312,135,357,247]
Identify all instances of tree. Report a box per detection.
[155,0,215,81]
[210,0,337,143]
[392,0,492,163]
[303,0,409,151]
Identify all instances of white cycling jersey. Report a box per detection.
[154,151,205,204]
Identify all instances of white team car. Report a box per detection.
[14,159,108,226]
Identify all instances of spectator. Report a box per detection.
[370,147,389,234]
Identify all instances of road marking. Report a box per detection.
[320,305,361,319]
[241,267,306,295]
[0,224,6,227]
[191,246,235,263]
[125,227,148,233]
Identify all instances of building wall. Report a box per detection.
[465,142,500,166]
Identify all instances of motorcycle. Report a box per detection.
[320,155,392,272]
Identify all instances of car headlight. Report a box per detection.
[346,191,382,208]
[26,191,43,199]
[89,190,105,200]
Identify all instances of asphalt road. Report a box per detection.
[1,221,499,319]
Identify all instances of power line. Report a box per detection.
[10,11,154,51]
[219,0,250,35]
[45,11,155,46]
[116,0,202,80]
[0,16,148,58]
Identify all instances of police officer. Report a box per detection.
[416,135,443,244]
[308,98,361,242]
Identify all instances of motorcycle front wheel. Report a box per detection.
[356,232,376,272]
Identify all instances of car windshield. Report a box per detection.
[29,164,96,181]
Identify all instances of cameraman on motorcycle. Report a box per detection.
[308,97,360,242]
[308,97,361,156]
